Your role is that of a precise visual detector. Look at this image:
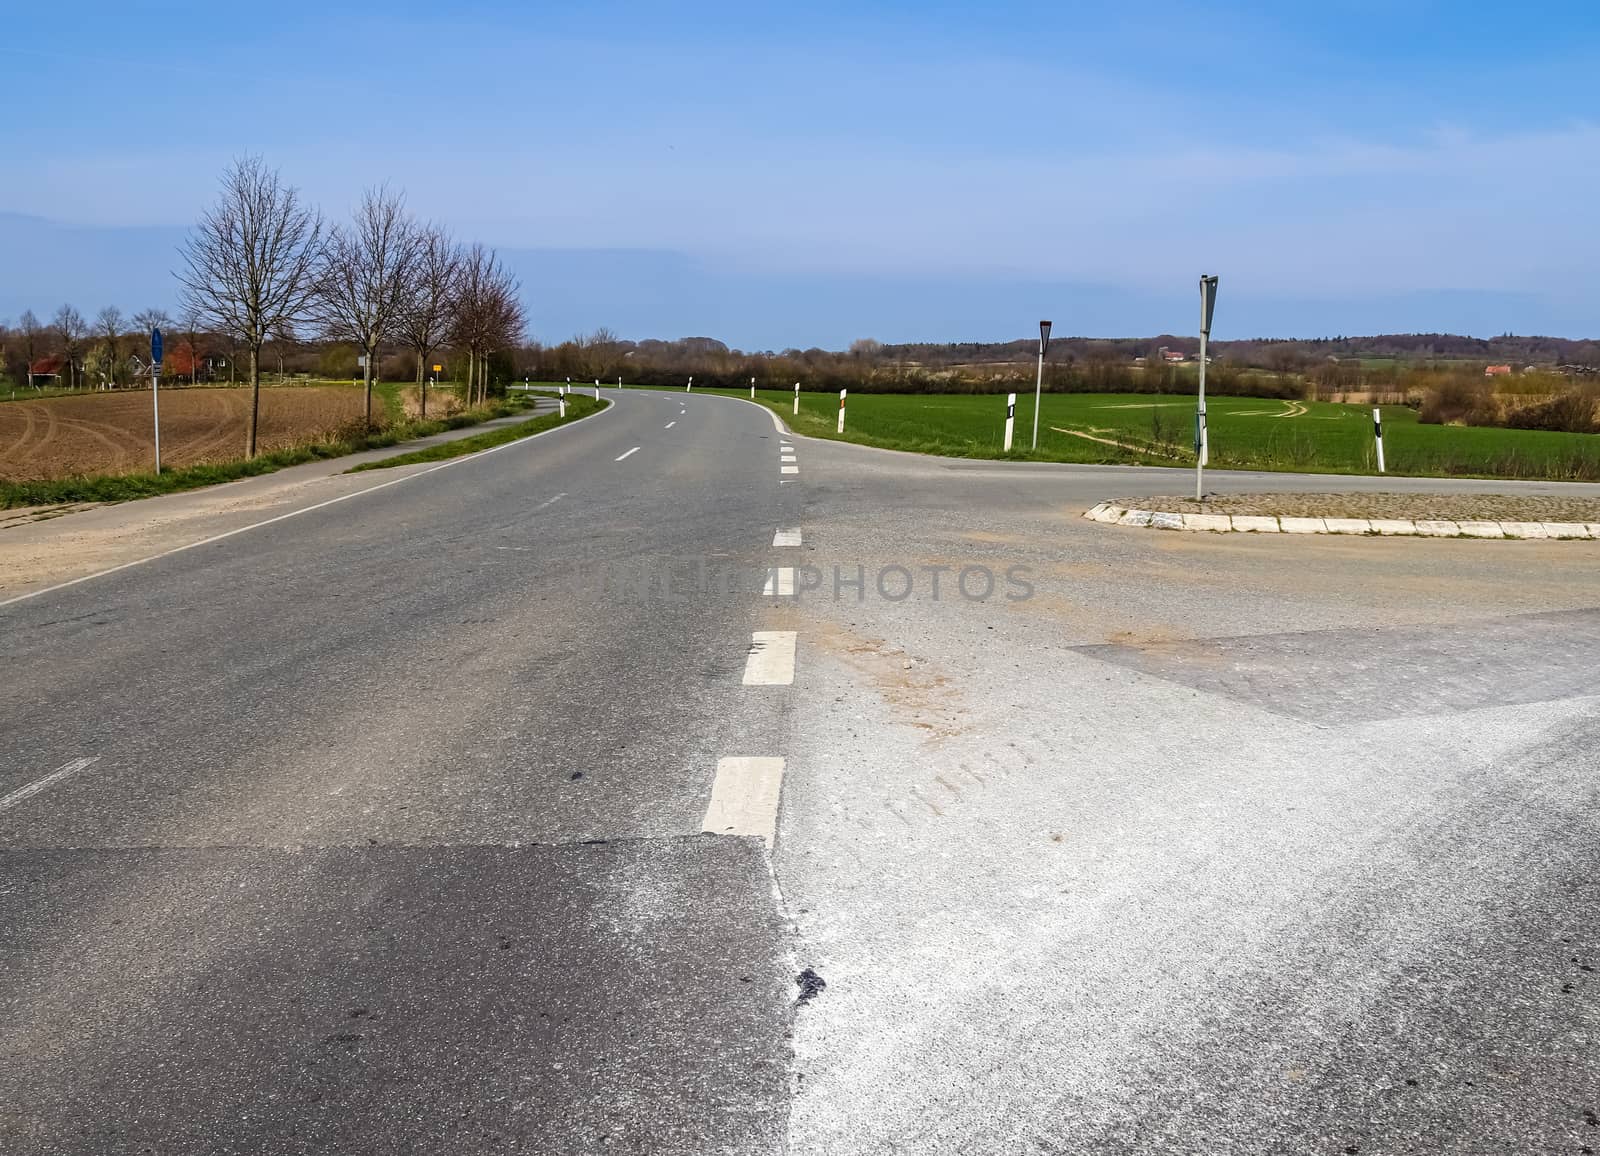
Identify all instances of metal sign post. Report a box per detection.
[1032,320,1052,449]
[1195,276,1218,501]
[150,328,163,474]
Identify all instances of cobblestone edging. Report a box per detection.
[1084,503,1600,539]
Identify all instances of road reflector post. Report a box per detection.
[1373,407,1386,473]
[750,376,756,399]
[837,388,847,434]
[687,376,693,392]
[1004,392,1016,453]
[594,381,600,400]
[793,382,800,416]
[559,397,566,418]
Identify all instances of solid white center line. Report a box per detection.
[772,529,802,547]
[743,631,797,686]
[762,566,795,596]
[664,421,676,428]
[702,757,786,847]
[781,465,799,475]
[615,446,641,461]
[0,757,100,815]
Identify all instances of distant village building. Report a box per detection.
[1156,346,1186,364]
[1485,364,1513,377]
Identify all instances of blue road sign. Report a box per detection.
[151,327,164,366]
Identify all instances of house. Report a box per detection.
[1157,346,1186,364]
[1485,364,1513,377]
[27,356,64,386]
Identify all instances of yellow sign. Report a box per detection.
[432,364,443,373]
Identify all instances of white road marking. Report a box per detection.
[615,446,640,461]
[781,465,799,475]
[0,757,100,815]
[781,454,797,463]
[664,421,676,428]
[743,631,797,686]
[0,402,617,610]
[762,566,795,596]
[772,529,802,547]
[702,757,786,847]
[534,492,567,510]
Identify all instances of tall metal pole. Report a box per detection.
[1195,276,1218,502]
[1032,320,1052,450]
[152,364,161,474]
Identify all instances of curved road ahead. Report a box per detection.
[2,388,1597,1154]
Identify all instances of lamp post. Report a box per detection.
[1032,320,1052,449]
[1195,275,1219,501]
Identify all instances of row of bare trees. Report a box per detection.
[0,304,201,391]
[178,156,525,457]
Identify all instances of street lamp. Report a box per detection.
[1195,275,1219,501]
[1032,319,1052,449]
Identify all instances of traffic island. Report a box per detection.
[1085,492,1600,539]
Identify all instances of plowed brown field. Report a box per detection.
[0,386,371,480]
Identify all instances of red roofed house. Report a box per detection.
[1485,365,1513,377]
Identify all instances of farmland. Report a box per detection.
[0,385,376,480]
[642,385,1600,480]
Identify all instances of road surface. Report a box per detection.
[2,388,1596,1153]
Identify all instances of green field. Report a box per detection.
[629,385,1600,480]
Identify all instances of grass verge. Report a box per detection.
[632,384,1600,481]
[347,395,606,471]
[0,394,545,509]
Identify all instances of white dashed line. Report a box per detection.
[664,421,676,428]
[781,465,799,475]
[762,567,795,596]
[534,492,567,510]
[0,757,100,815]
[772,529,802,547]
[615,446,640,461]
[742,631,797,686]
[702,757,786,847]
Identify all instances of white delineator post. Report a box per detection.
[594,383,600,399]
[1004,392,1016,453]
[1373,407,1386,473]
[837,388,847,434]
[1195,275,1219,502]
[750,376,756,399]
[793,382,800,415]
[559,397,566,418]
[687,376,693,392]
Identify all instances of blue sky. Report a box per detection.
[3,1,1598,346]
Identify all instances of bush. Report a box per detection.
[1503,390,1599,433]
[1419,378,1499,425]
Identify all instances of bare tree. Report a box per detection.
[397,225,460,419]
[17,309,44,389]
[313,185,422,428]
[94,306,125,388]
[449,245,525,407]
[178,304,204,385]
[178,156,324,457]
[53,305,89,389]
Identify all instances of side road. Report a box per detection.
[0,398,599,601]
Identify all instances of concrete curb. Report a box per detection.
[1083,503,1600,540]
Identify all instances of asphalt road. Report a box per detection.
[2,389,1597,1154]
